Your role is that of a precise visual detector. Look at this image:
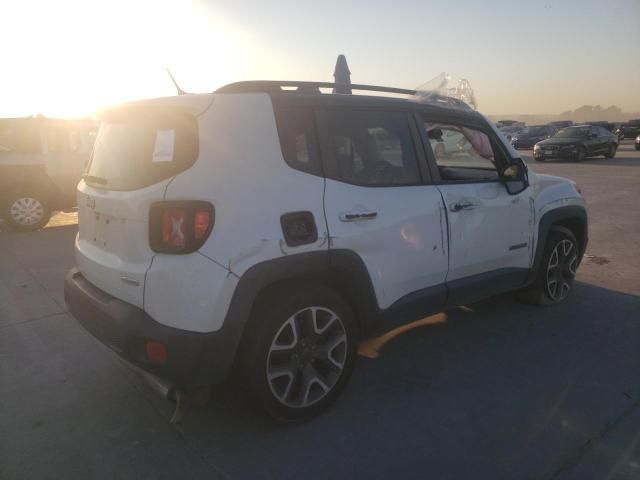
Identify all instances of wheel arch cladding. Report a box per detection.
[533,206,588,276]
[228,249,380,373]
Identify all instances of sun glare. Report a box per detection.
[1,0,247,118]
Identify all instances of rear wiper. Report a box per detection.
[83,174,108,185]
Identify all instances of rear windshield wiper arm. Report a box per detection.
[83,174,108,185]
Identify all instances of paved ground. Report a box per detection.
[1,141,639,479]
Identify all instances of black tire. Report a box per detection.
[605,144,617,159]
[518,227,580,305]
[239,284,357,423]
[575,146,586,162]
[2,187,52,232]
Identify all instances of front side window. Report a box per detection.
[320,110,420,186]
[424,121,499,181]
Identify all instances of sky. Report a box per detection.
[0,0,638,117]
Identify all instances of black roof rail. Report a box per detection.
[214,80,474,111]
[215,81,416,96]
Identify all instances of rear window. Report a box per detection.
[86,109,198,191]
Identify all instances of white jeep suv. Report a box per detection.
[65,81,587,421]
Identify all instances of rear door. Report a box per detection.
[76,106,200,307]
[319,108,448,311]
[419,115,533,302]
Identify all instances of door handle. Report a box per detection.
[449,202,475,212]
[339,211,378,222]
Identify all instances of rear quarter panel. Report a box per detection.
[164,93,329,276]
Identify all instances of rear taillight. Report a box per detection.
[149,201,214,253]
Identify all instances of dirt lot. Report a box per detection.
[1,141,639,480]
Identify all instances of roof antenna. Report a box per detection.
[333,55,352,94]
[166,68,187,95]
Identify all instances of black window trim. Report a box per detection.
[315,106,429,188]
[413,111,514,186]
[272,103,324,178]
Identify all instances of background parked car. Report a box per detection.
[533,125,618,162]
[496,120,525,128]
[0,117,97,231]
[618,122,640,139]
[549,120,573,129]
[500,125,524,142]
[511,125,556,149]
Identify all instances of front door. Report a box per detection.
[585,126,601,155]
[319,108,449,311]
[420,118,533,303]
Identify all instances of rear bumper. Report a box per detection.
[64,268,237,387]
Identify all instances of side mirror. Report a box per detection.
[590,133,598,139]
[502,158,529,195]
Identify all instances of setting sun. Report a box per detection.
[1,0,250,117]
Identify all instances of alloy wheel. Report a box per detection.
[266,306,348,408]
[546,239,578,301]
[10,197,45,226]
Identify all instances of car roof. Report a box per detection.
[216,80,485,124]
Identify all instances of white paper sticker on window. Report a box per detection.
[152,129,175,163]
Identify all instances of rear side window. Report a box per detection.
[318,110,420,186]
[0,122,41,154]
[273,106,321,176]
[87,109,198,191]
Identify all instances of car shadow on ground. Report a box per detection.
[140,281,640,479]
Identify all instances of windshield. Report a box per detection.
[554,126,589,139]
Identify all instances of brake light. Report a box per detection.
[145,340,167,365]
[150,201,214,253]
[194,211,211,241]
